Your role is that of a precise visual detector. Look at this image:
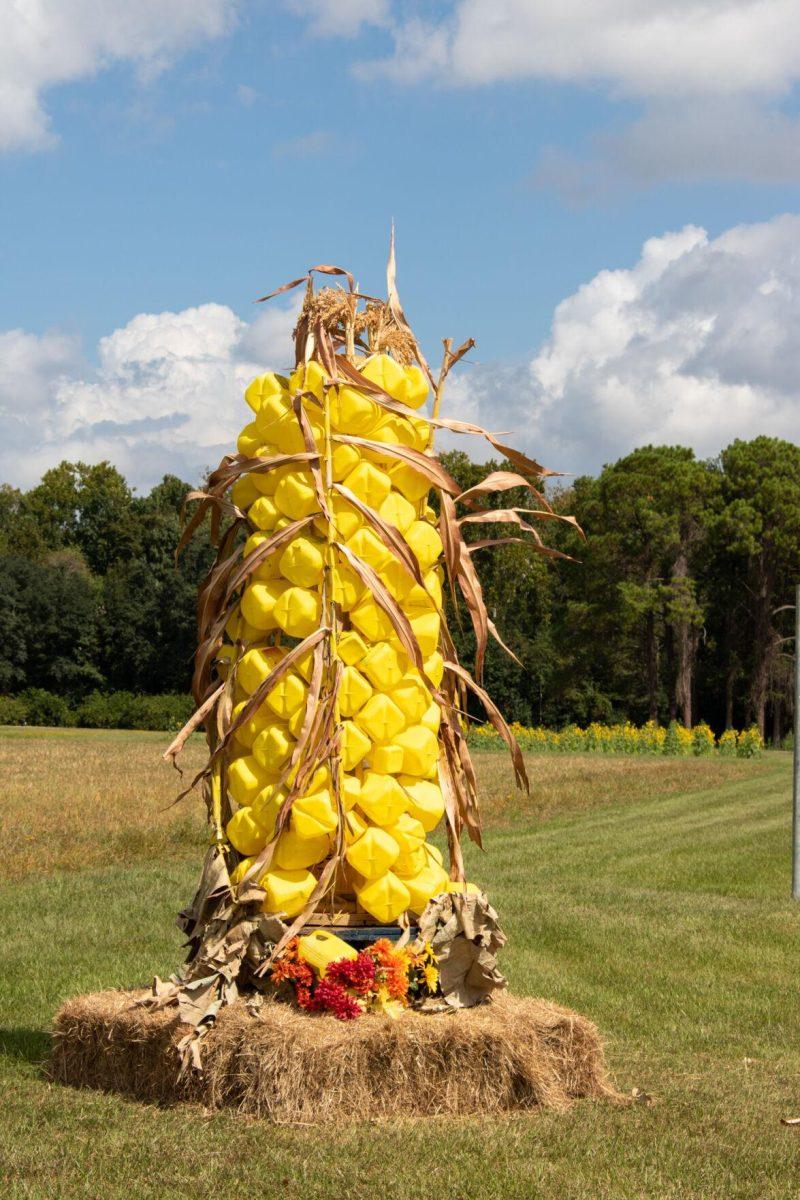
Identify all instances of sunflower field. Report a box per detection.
[468,719,764,757]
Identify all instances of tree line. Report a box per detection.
[0,437,797,742]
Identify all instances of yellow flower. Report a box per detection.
[379,998,405,1019]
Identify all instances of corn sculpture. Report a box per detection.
[167,251,574,1013]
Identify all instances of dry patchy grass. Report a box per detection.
[0,728,207,882]
[0,726,768,881]
[475,751,764,824]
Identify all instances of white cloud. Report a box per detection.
[608,100,800,186]
[1,0,237,152]
[4,214,799,491]
[287,0,390,39]
[0,299,298,491]
[360,1,800,98]
[442,214,800,476]
[0,327,81,415]
[273,129,338,159]
[535,98,800,199]
[236,83,259,107]
[349,1,800,187]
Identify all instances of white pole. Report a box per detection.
[793,584,800,899]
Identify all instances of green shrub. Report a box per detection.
[74,691,128,729]
[0,689,192,732]
[718,728,737,756]
[737,726,764,758]
[559,724,588,753]
[662,721,681,756]
[74,691,193,731]
[692,722,715,756]
[127,693,193,731]
[18,688,73,726]
[0,695,28,725]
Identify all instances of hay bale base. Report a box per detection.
[50,989,618,1121]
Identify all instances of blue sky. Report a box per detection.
[2,2,800,489]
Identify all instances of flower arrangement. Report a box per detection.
[270,937,440,1020]
[468,719,763,757]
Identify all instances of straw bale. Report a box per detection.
[50,988,619,1121]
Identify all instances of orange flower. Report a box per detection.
[367,939,409,1001]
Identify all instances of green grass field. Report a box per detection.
[2,730,799,1198]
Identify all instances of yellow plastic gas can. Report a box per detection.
[297,929,358,975]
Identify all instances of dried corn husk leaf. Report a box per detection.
[416,892,507,1009]
[164,682,225,768]
[292,394,331,520]
[223,515,317,603]
[459,506,582,549]
[333,432,460,495]
[170,627,329,801]
[386,225,435,387]
[256,263,355,304]
[334,482,428,592]
[444,659,529,792]
[440,492,490,680]
[335,541,426,675]
[455,470,538,508]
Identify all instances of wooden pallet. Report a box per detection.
[301,911,381,928]
[303,902,383,926]
[301,898,405,929]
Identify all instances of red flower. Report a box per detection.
[312,979,362,1020]
[327,952,376,995]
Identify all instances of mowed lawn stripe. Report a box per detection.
[478,760,797,1066]
[484,761,788,894]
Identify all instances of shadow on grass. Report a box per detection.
[0,1026,51,1065]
